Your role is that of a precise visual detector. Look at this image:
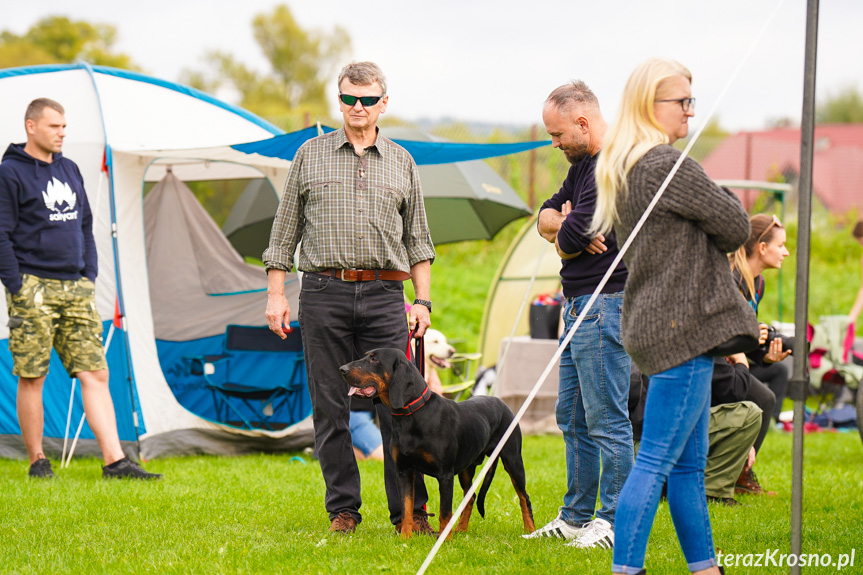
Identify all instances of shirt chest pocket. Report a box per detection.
[362,186,404,233]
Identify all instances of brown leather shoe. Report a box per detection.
[707,496,740,506]
[735,468,775,496]
[329,512,357,534]
[394,513,438,536]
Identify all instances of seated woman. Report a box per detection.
[729,213,790,495]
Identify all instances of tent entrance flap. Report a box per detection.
[143,172,308,431]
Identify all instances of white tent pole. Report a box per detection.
[63,324,114,469]
[488,241,549,397]
[64,413,87,469]
[61,378,77,465]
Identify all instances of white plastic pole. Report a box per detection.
[64,413,87,469]
[61,378,77,465]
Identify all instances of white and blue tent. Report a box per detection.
[0,64,313,459]
[0,64,544,460]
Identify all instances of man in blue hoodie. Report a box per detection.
[523,82,633,549]
[0,98,160,480]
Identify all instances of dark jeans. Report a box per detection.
[743,372,776,454]
[749,361,788,421]
[298,273,428,524]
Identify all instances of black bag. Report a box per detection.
[706,334,760,357]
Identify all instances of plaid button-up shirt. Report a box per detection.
[263,128,435,273]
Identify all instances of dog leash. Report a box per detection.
[393,326,431,417]
[406,326,425,379]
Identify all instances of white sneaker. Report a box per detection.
[522,517,585,540]
[567,518,614,549]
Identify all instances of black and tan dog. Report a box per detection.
[340,348,535,539]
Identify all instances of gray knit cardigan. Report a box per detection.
[615,145,760,376]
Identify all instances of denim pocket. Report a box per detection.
[568,301,599,323]
[301,274,331,293]
[379,279,404,293]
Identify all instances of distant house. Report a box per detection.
[701,124,863,215]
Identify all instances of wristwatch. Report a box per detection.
[413,298,432,313]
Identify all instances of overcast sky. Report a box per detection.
[3,0,861,133]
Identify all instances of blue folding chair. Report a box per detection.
[186,323,306,430]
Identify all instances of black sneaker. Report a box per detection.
[102,457,162,480]
[28,458,55,479]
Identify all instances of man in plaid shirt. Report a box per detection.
[264,61,436,535]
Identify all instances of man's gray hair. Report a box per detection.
[545,80,599,112]
[25,98,65,123]
[337,61,387,94]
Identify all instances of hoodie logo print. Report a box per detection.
[42,177,79,222]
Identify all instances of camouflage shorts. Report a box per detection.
[5,273,108,378]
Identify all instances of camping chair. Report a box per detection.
[185,324,306,431]
[440,352,483,401]
[808,316,863,434]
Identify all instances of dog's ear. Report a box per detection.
[385,349,410,409]
[386,348,425,410]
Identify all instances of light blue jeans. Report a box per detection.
[612,354,717,574]
[557,292,633,527]
[349,411,382,456]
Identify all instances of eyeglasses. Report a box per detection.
[656,97,696,112]
[339,93,386,107]
[756,214,783,244]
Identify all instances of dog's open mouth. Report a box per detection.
[348,386,377,398]
[429,355,451,370]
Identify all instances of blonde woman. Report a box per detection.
[593,59,759,575]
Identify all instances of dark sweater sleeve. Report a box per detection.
[77,164,98,280]
[540,165,574,213]
[660,151,751,252]
[556,166,596,255]
[0,171,22,294]
[711,358,751,406]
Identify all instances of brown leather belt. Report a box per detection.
[317,269,411,282]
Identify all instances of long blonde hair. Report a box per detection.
[592,59,692,236]
[730,213,784,297]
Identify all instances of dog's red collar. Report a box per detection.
[391,385,433,416]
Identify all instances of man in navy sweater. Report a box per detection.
[0,98,159,480]
[523,82,632,549]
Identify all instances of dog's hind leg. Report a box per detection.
[398,469,417,539]
[500,438,535,533]
[438,472,454,539]
[455,468,476,532]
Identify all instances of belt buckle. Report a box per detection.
[340,269,358,282]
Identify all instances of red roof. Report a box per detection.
[701,124,863,214]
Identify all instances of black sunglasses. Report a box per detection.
[339,93,385,107]
[655,97,696,112]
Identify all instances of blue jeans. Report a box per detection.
[612,355,717,574]
[557,292,633,527]
[349,411,382,456]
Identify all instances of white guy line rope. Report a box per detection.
[417,3,785,573]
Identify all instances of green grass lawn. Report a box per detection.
[1,430,861,574]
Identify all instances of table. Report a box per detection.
[495,336,561,434]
